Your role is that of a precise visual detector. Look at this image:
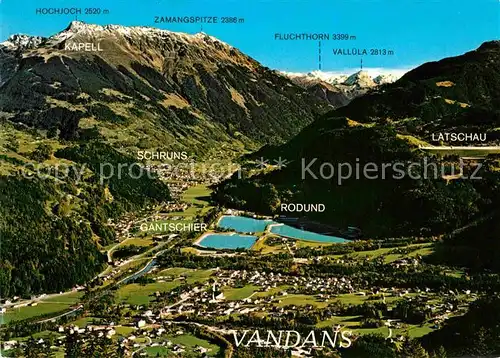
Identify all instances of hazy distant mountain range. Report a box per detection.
[282,70,404,107]
[284,69,402,86]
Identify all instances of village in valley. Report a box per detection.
[0,162,480,356]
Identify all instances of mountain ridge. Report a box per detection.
[283,69,403,108]
[0,21,331,157]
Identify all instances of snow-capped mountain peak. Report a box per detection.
[282,69,404,87]
[305,70,348,85]
[1,34,45,49]
[282,69,406,108]
[50,21,233,49]
[344,70,376,87]
[373,74,399,85]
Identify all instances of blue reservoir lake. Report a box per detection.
[198,233,258,250]
[218,215,273,233]
[269,224,346,243]
[211,215,347,248]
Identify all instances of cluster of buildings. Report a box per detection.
[147,161,231,188]
[149,267,477,333]
[2,264,478,357]
[109,200,191,238]
[108,213,136,238]
[153,269,357,320]
[1,319,213,357]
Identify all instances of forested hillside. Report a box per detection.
[214,41,500,237]
[0,133,170,296]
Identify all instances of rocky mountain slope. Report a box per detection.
[283,70,401,108]
[0,21,331,157]
[214,41,500,237]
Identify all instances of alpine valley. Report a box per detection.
[0,20,336,298]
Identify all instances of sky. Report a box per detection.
[1,0,498,73]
